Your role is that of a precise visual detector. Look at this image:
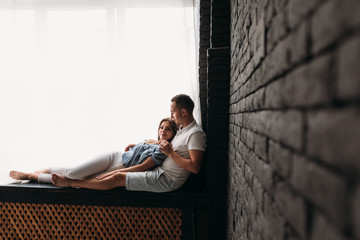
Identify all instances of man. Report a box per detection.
[158,94,207,189]
[52,94,207,192]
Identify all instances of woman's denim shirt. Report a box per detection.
[122,143,166,168]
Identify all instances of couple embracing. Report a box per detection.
[10,94,206,193]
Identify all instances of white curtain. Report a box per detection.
[0,0,200,183]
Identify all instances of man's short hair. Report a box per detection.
[171,94,194,114]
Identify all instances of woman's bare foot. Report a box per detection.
[9,171,28,180]
[9,171,39,181]
[52,174,71,187]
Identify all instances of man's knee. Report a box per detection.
[111,173,126,188]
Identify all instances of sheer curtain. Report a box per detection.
[0,0,199,183]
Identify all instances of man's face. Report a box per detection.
[170,102,183,125]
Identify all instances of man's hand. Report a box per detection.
[159,140,174,157]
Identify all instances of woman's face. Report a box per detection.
[158,121,175,141]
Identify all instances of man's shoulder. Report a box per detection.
[188,122,205,133]
[174,121,206,143]
[189,124,206,138]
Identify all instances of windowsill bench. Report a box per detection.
[0,182,207,240]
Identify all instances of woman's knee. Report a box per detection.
[64,169,83,179]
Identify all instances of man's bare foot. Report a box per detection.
[52,174,71,187]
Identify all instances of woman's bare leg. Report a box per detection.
[52,173,126,190]
[9,171,39,182]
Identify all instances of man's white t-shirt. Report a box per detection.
[158,120,207,189]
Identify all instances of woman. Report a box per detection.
[9,118,178,184]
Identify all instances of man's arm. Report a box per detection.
[170,150,204,174]
[160,140,204,174]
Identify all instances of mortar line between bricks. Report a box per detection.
[231,29,360,106]
[343,177,358,238]
[237,127,299,156]
[238,138,265,163]
[301,110,308,154]
[231,0,327,91]
[312,25,360,59]
[231,27,299,92]
[228,101,360,113]
[234,125,360,179]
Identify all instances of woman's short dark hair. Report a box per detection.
[158,117,178,142]
[171,94,194,114]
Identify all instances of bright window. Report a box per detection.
[0,0,199,183]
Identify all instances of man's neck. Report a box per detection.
[181,116,195,129]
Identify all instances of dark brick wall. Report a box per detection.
[206,46,230,239]
[199,0,211,132]
[227,0,360,240]
[198,0,230,239]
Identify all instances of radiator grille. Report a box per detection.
[0,202,182,240]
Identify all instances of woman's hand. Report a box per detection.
[124,144,136,152]
[96,171,117,180]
